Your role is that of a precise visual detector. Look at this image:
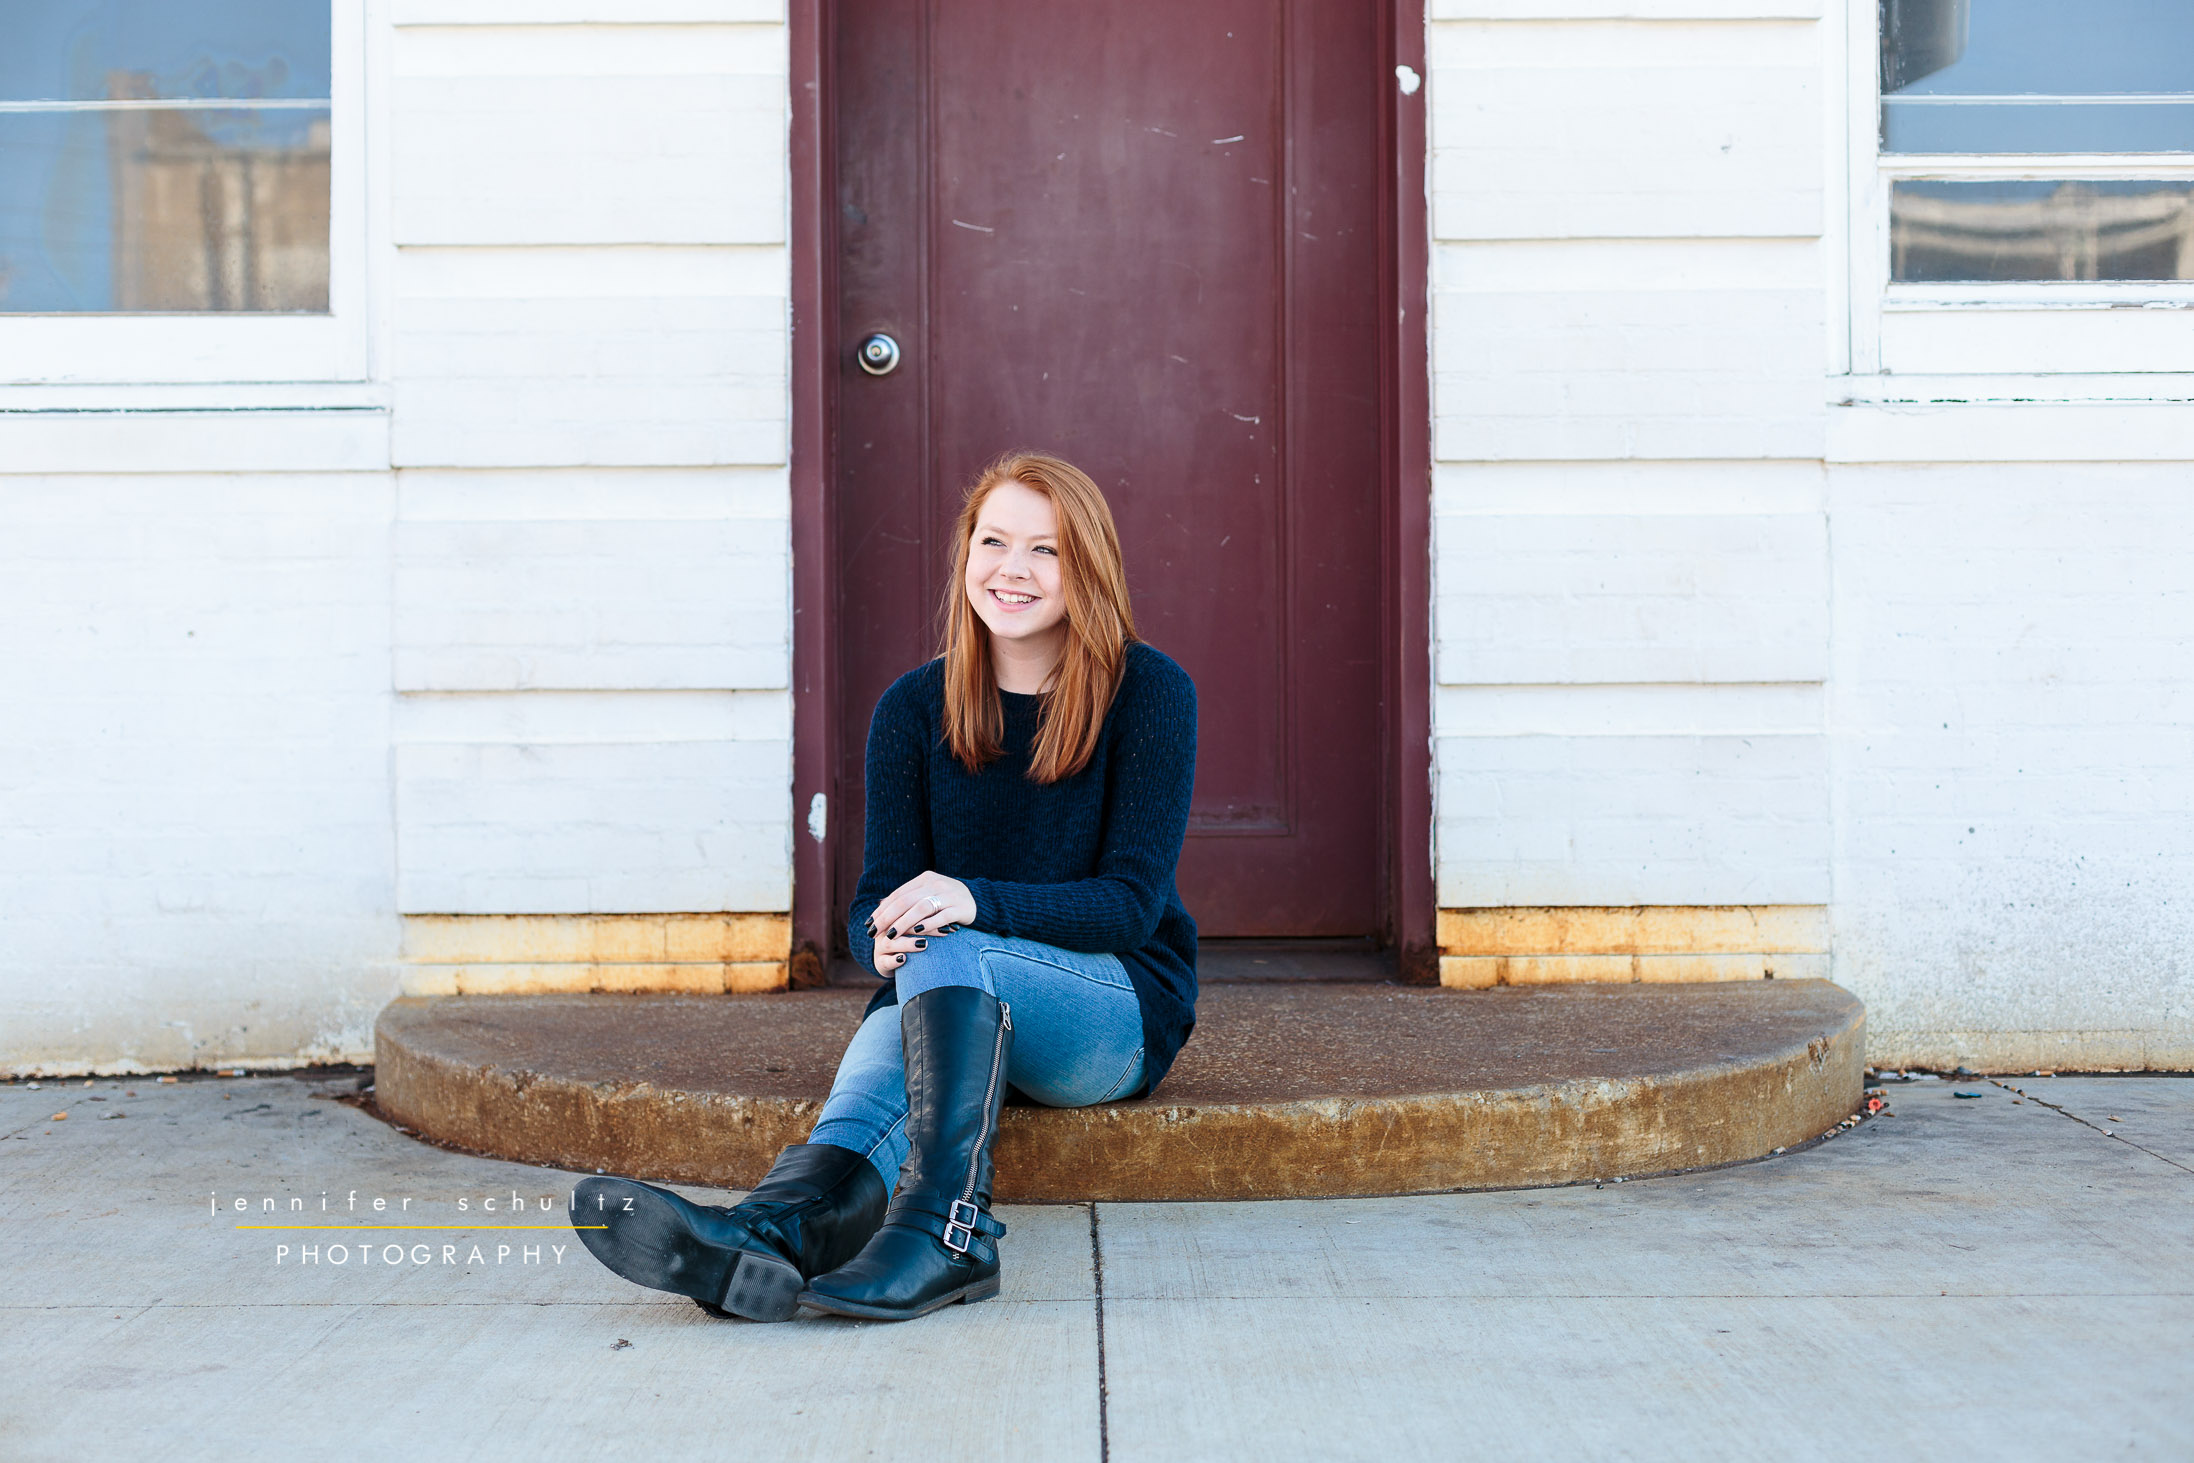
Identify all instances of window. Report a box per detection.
[1,0,332,313]
[0,0,366,386]
[1848,0,2194,382]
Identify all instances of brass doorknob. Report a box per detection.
[857,333,901,376]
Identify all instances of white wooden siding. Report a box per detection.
[1428,7,1830,913]
[1436,728,1831,906]
[1432,239,1825,461]
[393,692,790,915]
[390,245,786,468]
[390,292,785,467]
[1435,511,1828,684]
[392,517,787,691]
[391,26,785,246]
[1429,19,1821,240]
[381,11,794,926]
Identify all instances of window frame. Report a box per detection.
[1840,0,2194,388]
[0,0,376,389]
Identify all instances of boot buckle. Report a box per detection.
[942,1199,981,1255]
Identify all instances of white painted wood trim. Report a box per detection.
[1430,1,1823,17]
[1825,400,2194,462]
[0,410,392,473]
[0,382,391,411]
[1819,0,1851,376]
[388,0,783,22]
[1830,372,2194,405]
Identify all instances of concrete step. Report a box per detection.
[372,980,1864,1200]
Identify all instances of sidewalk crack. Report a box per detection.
[1090,1201,1110,1463]
[1990,1079,2194,1176]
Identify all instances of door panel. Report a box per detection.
[834,0,1385,940]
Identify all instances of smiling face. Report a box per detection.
[964,478,1070,689]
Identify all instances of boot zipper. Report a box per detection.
[958,1001,1010,1214]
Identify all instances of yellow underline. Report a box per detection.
[235,1224,603,1230]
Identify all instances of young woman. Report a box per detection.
[574,451,1199,1323]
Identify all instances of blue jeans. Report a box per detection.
[808,930,1148,1190]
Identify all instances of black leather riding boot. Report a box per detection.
[572,1142,887,1322]
[798,986,1013,1321]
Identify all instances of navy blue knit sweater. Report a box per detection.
[845,642,1199,1095]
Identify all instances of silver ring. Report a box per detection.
[927,894,942,911]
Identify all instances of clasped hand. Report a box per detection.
[866,870,977,973]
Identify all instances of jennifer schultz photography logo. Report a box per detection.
[212,1186,614,1269]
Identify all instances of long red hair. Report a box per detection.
[940,452,1137,783]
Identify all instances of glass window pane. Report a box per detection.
[1891,179,2194,281]
[0,1,328,313]
[0,0,330,104]
[0,106,328,312]
[1882,0,2194,154]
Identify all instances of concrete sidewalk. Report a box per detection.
[2,1068,2187,1461]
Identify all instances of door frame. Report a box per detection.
[786,0,1434,981]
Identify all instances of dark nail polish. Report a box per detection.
[914,939,927,949]
[886,927,896,939]
[942,923,960,933]
[911,922,925,933]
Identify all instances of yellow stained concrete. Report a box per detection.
[400,915,791,995]
[1439,906,1828,957]
[404,913,790,964]
[1438,907,1829,989]
[398,960,787,997]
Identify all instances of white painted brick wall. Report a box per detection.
[0,474,400,1071]
[1829,464,2194,1068]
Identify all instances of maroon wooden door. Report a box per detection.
[831,0,1388,942]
